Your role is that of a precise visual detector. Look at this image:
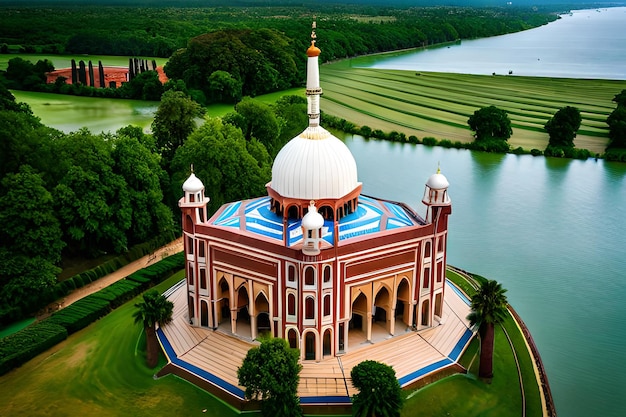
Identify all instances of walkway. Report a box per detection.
[37,238,183,319]
[157,279,474,405]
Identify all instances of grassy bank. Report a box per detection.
[320,63,626,155]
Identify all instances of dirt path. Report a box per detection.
[37,237,183,320]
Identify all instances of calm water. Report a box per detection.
[362,7,626,80]
[342,135,626,417]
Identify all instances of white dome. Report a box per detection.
[426,172,449,190]
[302,201,325,229]
[270,126,359,200]
[182,173,204,193]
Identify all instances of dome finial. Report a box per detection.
[191,163,194,174]
[437,161,441,174]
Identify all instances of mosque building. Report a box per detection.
[177,24,453,363]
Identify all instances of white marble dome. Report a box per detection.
[182,172,204,193]
[426,171,449,190]
[270,125,359,200]
[302,201,325,229]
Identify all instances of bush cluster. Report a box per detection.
[0,251,184,376]
[0,321,67,375]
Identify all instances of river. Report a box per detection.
[360,7,626,80]
[10,7,626,417]
[341,134,626,417]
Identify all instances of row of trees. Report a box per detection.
[466,92,626,159]
[1,57,166,101]
[0,5,560,58]
[0,81,307,321]
[0,84,175,320]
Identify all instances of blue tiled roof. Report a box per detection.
[210,195,421,246]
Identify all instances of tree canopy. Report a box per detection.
[237,337,302,417]
[468,105,512,142]
[350,360,404,417]
[607,89,626,151]
[544,106,582,150]
[170,117,271,215]
[467,279,508,379]
[151,89,203,168]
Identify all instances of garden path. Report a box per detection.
[37,237,183,320]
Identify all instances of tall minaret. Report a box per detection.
[306,20,322,127]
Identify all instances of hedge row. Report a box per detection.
[0,321,68,375]
[0,251,185,376]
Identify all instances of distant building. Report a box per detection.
[178,26,452,362]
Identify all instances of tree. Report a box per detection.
[607,106,626,149]
[350,360,403,417]
[151,90,202,168]
[207,70,242,103]
[544,106,581,149]
[231,97,281,156]
[111,132,174,245]
[468,105,512,141]
[132,289,174,368]
[51,129,132,256]
[467,279,508,380]
[613,89,626,107]
[0,166,63,313]
[170,117,271,215]
[237,337,302,417]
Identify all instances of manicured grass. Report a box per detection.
[0,269,543,417]
[403,325,524,417]
[320,64,626,154]
[0,272,247,417]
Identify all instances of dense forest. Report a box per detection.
[0,3,594,326]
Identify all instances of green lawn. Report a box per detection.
[0,269,543,417]
[0,272,245,417]
[320,64,626,154]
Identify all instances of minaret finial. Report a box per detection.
[306,18,322,128]
[191,163,194,174]
[437,162,441,174]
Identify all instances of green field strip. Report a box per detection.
[334,69,622,112]
[323,92,469,133]
[323,85,470,130]
[322,67,613,138]
[322,78,473,120]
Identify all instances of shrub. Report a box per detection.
[422,137,438,146]
[0,321,67,376]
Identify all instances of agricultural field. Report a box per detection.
[320,62,626,155]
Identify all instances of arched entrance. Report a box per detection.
[305,332,316,361]
[235,285,250,337]
[287,328,299,349]
[421,299,430,327]
[434,292,443,318]
[396,279,411,330]
[349,292,369,348]
[373,286,391,335]
[217,278,230,326]
[200,300,209,327]
[255,292,271,337]
[323,328,332,357]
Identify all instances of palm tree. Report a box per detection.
[133,289,174,368]
[467,279,508,380]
